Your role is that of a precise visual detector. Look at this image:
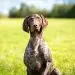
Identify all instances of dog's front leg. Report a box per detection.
[34,39,40,56]
[42,61,53,75]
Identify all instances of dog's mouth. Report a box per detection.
[35,26,42,33]
[35,27,40,31]
[34,25,41,31]
[29,24,42,33]
[30,27,41,33]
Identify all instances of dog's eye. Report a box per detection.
[29,18,34,21]
[36,17,40,19]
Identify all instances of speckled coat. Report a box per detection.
[24,34,55,75]
[23,14,61,75]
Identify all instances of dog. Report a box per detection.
[23,14,61,75]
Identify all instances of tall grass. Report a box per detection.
[0,18,75,75]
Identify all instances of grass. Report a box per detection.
[0,18,75,75]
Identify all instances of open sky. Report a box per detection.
[0,0,75,14]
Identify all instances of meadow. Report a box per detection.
[0,18,75,75]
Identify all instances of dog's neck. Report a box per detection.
[30,31,43,39]
[29,32,43,55]
[29,32,43,49]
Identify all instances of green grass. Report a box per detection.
[0,18,75,75]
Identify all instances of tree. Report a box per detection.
[9,7,19,18]
[19,3,31,17]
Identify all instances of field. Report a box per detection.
[0,18,75,75]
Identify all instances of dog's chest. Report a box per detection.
[26,47,43,61]
[25,46,44,70]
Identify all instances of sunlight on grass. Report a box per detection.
[0,18,75,75]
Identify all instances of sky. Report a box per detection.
[0,0,75,14]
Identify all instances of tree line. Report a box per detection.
[9,3,75,18]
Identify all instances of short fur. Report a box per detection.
[23,14,61,75]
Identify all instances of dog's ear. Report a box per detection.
[23,16,29,33]
[40,15,48,28]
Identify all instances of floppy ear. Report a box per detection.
[40,15,48,28]
[23,17,29,33]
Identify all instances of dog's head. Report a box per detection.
[23,14,48,33]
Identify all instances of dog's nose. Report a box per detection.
[34,24,37,27]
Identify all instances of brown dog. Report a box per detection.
[23,14,61,75]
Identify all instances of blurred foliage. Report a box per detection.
[9,3,51,18]
[51,4,75,18]
[8,3,75,18]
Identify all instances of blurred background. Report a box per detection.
[0,0,75,75]
[0,0,75,18]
